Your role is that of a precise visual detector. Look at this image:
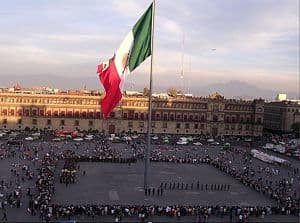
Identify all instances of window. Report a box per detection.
[156,113,160,120]
[140,113,144,120]
[201,116,205,122]
[194,123,198,129]
[170,114,174,121]
[10,109,14,115]
[185,123,190,129]
[134,113,139,120]
[47,119,52,125]
[67,111,73,117]
[200,124,205,129]
[96,112,101,118]
[151,122,155,127]
[18,119,22,124]
[163,114,168,121]
[88,112,94,118]
[60,120,65,126]
[226,116,230,122]
[123,113,128,119]
[110,112,115,118]
[128,121,133,128]
[163,122,167,128]
[3,119,7,124]
[88,120,93,126]
[40,110,44,116]
[231,125,235,130]
[74,120,79,126]
[32,119,37,125]
[257,117,262,124]
[183,115,187,121]
[213,115,218,122]
[225,124,229,130]
[139,122,144,128]
[176,123,181,129]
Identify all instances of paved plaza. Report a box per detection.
[55,162,276,207]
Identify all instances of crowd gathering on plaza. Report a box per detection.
[0,131,300,222]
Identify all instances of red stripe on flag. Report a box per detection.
[97,58,122,118]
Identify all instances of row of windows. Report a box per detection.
[1,109,102,118]
[266,107,300,113]
[123,101,208,109]
[127,121,206,130]
[0,97,98,105]
[225,124,252,131]
[123,112,207,122]
[2,118,94,127]
[225,105,253,111]
[224,116,262,124]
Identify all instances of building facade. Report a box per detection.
[0,92,264,136]
[264,101,300,132]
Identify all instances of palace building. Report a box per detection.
[0,91,264,136]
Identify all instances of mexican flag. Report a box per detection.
[97,3,152,118]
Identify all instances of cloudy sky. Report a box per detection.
[0,0,298,95]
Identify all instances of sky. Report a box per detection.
[0,0,299,96]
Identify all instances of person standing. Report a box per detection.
[1,211,7,222]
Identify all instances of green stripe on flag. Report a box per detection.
[128,3,152,72]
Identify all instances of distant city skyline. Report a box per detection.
[0,0,298,96]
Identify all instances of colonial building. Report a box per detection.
[0,91,264,136]
[264,100,300,132]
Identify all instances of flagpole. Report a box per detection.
[144,0,155,190]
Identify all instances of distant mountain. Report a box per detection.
[189,80,297,100]
[0,75,297,100]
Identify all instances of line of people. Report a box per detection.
[160,181,231,191]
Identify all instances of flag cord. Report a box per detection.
[144,0,155,189]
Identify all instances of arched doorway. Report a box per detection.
[108,124,115,134]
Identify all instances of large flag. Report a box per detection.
[97,3,152,118]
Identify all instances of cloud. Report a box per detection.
[0,0,298,96]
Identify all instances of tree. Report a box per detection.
[291,122,300,137]
[167,88,177,97]
[24,126,30,132]
[143,87,150,96]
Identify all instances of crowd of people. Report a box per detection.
[45,204,300,222]
[0,131,300,222]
